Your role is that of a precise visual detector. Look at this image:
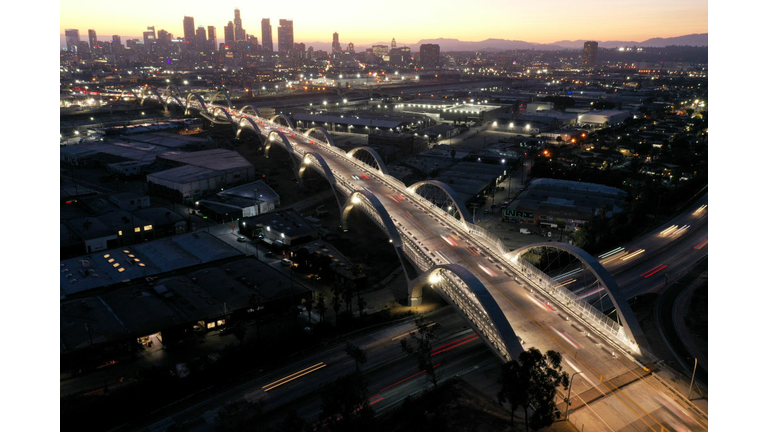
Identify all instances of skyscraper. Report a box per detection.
[347,42,354,53]
[391,38,396,50]
[207,26,217,51]
[419,43,440,69]
[195,26,207,52]
[158,30,171,43]
[583,41,598,68]
[143,26,156,45]
[224,21,235,46]
[372,45,388,58]
[65,29,80,52]
[332,32,341,54]
[183,16,196,49]
[88,29,97,51]
[390,46,410,67]
[261,19,273,52]
[278,19,293,54]
[234,8,245,42]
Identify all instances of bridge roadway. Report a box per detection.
[137,91,707,431]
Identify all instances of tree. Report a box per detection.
[304,294,314,326]
[400,317,441,389]
[316,293,327,323]
[319,370,374,431]
[497,347,570,431]
[332,291,342,323]
[248,293,262,341]
[343,281,354,314]
[232,320,247,347]
[277,409,306,432]
[356,294,366,318]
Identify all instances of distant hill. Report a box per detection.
[549,34,708,49]
[413,34,707,51]
[61,33,707,52]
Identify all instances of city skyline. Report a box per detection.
[60,0,707,47]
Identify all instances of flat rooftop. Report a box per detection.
[220,180,280,203]
[60,231,243,298]
[60,256,311,354]
[159,149,253,172]
[508,178,628,220]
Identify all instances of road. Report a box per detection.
[123,307,499,431]
[137,95,710,431]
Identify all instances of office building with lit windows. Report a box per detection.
[278,19,294,54]
[583,41,598,68]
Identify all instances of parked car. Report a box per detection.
[281,258,293,267]
[236,236,248,242]
[265,251,278,258]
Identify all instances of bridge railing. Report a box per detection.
[513,257,627,341]
[467,223,508,256]
[436,270,511,361]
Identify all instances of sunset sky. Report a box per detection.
[60,0,707,46]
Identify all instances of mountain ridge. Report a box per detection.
[61,33,707,52]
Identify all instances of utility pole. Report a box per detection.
[565,371,583,421]
[470,202,479,224]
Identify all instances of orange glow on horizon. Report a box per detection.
[60,0,707,47]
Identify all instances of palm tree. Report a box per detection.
[316,293,327,323]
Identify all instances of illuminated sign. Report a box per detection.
[503,209,535,219]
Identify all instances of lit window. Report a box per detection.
[138,263,146,267]
[134,259,140,262]
[118,231,123,236]
[117,268,125,273]
[217,319,226,326]
[144,225,153,231]
[128,254,135,258]
[112,263,120,268]
[123,250,130,253]
[103,254,110,258]
[108,258,115,263]
[134,227,140,233]
[207,322,216,329]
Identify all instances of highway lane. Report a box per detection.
[600,192,708,275]
[132,307,495,431]
[142,97,708,430]
[612,219,708,300]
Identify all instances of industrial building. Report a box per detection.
[197,180,281,222]
[577,110,631,126]
[503,178,628,230]
[60,254,312,366]
[240,209,318,248]
[59,231,242,298]
[146,149,256,202]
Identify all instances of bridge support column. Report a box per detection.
[406,280,424,306]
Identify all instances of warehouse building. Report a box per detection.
[503,178,628,230]
[577,110,631,126]
[147,149,256,202]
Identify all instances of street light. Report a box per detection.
[565,371,584,421]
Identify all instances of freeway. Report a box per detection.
[138,92,708,431]
[129,307,499,431]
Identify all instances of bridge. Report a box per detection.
[129,85,647,363]
[118,87,713,431]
